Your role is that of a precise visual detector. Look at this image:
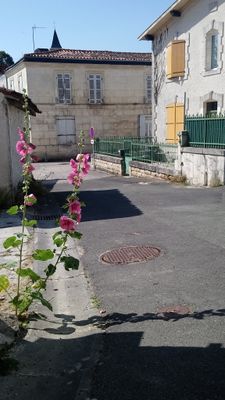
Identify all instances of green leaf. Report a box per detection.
[0,275,10,292]
[16,268,40,282]
[32,279,46,290]
[52,231,63,240]
[31,292,53,311]
[32,249,54,261]
[53,237,64,247]
[7,205,19,215]
[24,219,37,227]
[3,236,22,249]
[68,231,82,240]
[61,256,79,271]
[44,264,56,277]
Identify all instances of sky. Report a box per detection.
[1,0,173,62]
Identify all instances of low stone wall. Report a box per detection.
[94,154,122,175]
[175,147,225,186]
[130,160,183,182]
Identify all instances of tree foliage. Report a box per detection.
[0,50,14,73]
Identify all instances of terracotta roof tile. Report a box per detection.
[0,87,41,115]
[24,48,151,64]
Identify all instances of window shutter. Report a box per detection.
[88,74,102,103]
[166,103,184,143]
[146,75,152,102]
[64,74,71,103]
[166,40,185,79]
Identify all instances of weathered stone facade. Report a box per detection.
[94,154,122,175]
[4,48,152,160]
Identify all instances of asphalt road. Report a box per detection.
[46,165,225,400]
[2,163,224,400]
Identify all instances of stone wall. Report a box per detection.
[175,146,225,186]
[129,160,183,181]
[94,154,122,175]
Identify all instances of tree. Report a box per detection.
[0,51,14,73]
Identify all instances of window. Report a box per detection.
[206,101,217,116]
[56,74,71,104]
[56,116,75,144]
[140,115,152,138]
[166,40,185,79]
[206,30,219,70]
[9,79,14,90]
[88,74,103,104]
[17,74,23,92]
[145,75,152,103]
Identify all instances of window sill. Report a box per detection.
[202,68,221,77]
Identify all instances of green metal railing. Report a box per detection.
[131,143,177,164]
[94,136,153,157]
[185,115,225,148]
[94,137,177,165]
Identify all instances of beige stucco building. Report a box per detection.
[3,32,152,160]
[139,0,225,143]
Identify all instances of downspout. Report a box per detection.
[4,99,14,202]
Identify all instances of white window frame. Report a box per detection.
[206,29,219,71]
[202,20,223,76]
[17,74,23,93]
[9,79,14,90]
[88,74,103,104]
[56,73,72,104]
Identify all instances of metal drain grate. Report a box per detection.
[100,245,161,265]
[27,214,61,221]
[157,305,192,316]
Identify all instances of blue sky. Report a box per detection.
[1,0,173,62]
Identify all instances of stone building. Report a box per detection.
[3,31,152,160]
[139,0,225,143]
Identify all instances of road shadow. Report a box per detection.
[1,330,225,400]
[73,308,225,328]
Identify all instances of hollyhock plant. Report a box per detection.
[59,215,77,232]
[69,200,81,215]
[24,194,37,206]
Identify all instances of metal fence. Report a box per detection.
[94,137,177,165]
[94,136,153,157]
[131,142,177,165]
[185,115,225,148]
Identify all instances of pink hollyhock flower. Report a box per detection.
[24,194,37,206]
[67,171,77,184]
[31,155,40,162]
[76,213,81,223]
[70,159,78,171]
[69,200,81,215]
[17,128,25,140]
[59,216,77,232]
[82,162,90,175]
[16,140,27,156]
[19,156,26,164]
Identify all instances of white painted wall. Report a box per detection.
[152,0,225,141]
[0,93,23,195]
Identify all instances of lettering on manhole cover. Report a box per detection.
[100,245,161,265]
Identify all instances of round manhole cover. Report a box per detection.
[100,245,161,265]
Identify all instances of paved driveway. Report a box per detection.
[33,164,225,399]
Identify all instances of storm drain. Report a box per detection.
[100,245,161,265]
[27,214,61,221]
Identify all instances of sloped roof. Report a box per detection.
[139,0,191,40]
[0,87,41,116]
[22,48,151,65]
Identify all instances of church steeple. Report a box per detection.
[50,30,62,49]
